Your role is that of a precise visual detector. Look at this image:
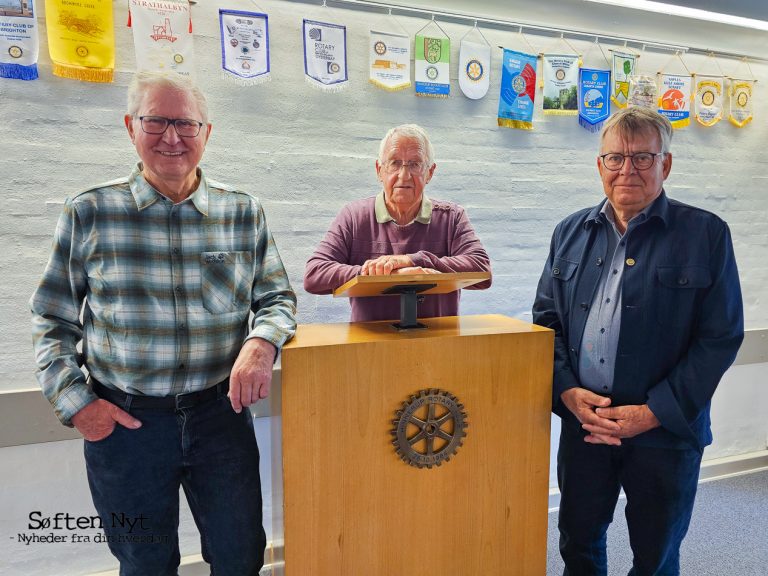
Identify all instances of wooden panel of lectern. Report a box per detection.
[279,273,553,575]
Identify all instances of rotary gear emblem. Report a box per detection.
[391,389,467,469]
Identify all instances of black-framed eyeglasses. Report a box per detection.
[138,115,204,138]
[381,159,428,174]
[599,152,665,171]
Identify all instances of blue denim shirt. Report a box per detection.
[533,192,744,450]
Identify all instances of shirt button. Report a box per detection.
[606,298,611,303]
[599,358,605,364]
[175,286,183,293]
[553,267,561,275]
[603,386,608,391]
[613,269,618,275]
[179,363,185,369]
[179,323,186,330]
[600,328,605,333]
[678,277,689,286]
[580,302,589,310]
[172,247,180,255]
[596,258,603,266]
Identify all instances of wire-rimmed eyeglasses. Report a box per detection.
[138,115,204,138]
[381,159,428,174]
[599,152,665,171]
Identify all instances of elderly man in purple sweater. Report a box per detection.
[304,124,491,322]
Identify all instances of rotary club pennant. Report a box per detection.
[303,19,348,92]
[0,0,38,80]
[369,30,410,91]
[657,73,692,128]
[728,79,754,128]
[610,51,636,108]
[579,67,610,133]
[219,10,270,85]
[458,39,490,100]
[128,0,194,76]
[627,74,657,109]
[45,0,114,82]
[542,54,579,115]
[498,48,537,130]
[693,75,724,127]
[415,35,449,98]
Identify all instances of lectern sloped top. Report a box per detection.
[332,271,491,298]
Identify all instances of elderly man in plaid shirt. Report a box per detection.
[30,72,296,576]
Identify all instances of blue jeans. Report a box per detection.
[557,426,702,576]
[84,392,266,576]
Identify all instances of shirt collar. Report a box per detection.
[585,189,669,230]
[375,191,432,225]
[128,163,209,216]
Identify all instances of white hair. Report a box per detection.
[126,72,209,123]
[378,124,435,167]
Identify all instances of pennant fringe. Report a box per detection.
[579,117,604,133]
[368,78,411,92]
[498,118,533,130]
[305,75,348,93]
[52,63,113,83]
[221,71,272,87]
[0,63,38,80]
[416,92,448,99]
[544,109,578,116]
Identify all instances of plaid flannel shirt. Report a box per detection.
[31,165,297,425]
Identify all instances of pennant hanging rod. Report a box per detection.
[283,0,768,63]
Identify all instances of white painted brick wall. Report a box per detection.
[1,0,766,395]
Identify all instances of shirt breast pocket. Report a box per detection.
[655,265,711,327]
[200,251,253,314]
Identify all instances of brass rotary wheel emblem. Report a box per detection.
[391,389,467,469]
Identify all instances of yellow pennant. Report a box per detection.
[728,79,754,128]
[693,75,724,127]
[45,0,114,82]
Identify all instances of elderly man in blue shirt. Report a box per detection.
[31,72,296,575]
[533,107,743,576]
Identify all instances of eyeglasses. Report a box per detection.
[381,159,428,174]
[138,116,204,138]
[599,152,665,171]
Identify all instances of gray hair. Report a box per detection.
[600,107,673,154]
[126,72,209,123]
[378,124,435,167]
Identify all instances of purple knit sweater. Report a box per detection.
[304,196,491,322]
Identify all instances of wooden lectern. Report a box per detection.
[280,274,553,575]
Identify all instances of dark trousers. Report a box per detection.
[557,425,702,576]
[84,392,266,576]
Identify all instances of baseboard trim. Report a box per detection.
[547,448,768,512]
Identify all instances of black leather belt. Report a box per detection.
[91,378,229,410]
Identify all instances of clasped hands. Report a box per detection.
[360,254,439,276]
[560,387,660,446]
